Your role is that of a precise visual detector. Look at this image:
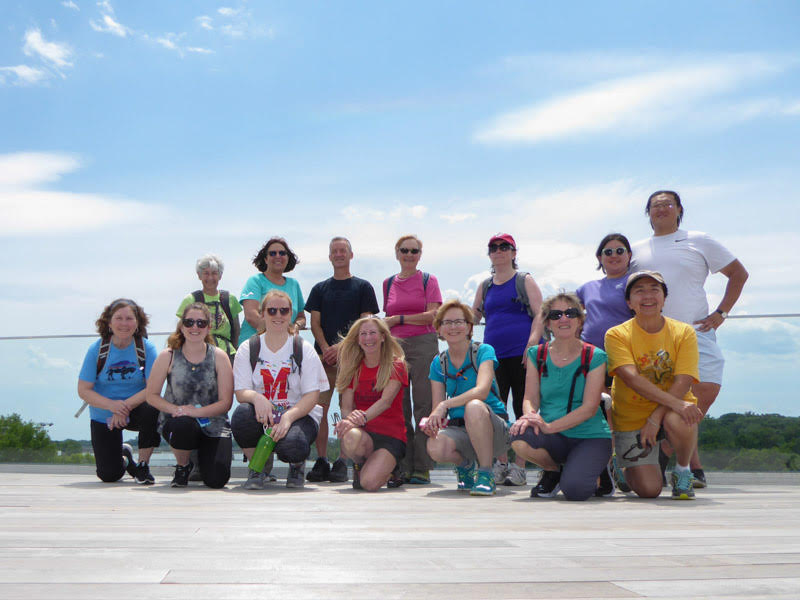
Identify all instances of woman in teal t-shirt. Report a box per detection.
[510,292,611,501]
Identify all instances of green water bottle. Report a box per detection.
[249,427,276,472]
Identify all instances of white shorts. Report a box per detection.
[696,328,724,385]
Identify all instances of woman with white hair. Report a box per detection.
[176,253,242,365]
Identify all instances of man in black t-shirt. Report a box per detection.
[305,236,380,482]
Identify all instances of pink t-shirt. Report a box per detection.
[383,271,443,338]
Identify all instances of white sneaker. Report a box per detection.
[504,462,527,486]
[492,460,508,484]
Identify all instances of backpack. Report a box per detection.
[96,335,147,379]
[438,341,502,400]
[382,272,431,312]
[478,271,534,318]
[248,333,304,375]
[535,342,594,414]
[192,289,240,347]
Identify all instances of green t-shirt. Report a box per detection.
[176,291,243,356]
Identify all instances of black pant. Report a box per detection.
[231,404,318,464]
[90,402,161,483]
[162,416,232,489]
[495,355,526,420]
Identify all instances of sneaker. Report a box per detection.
[611,454,631,493]
[171,462,193,488]
[306,457,331,482]
[242,468,267,490]
[503,462,527,486]
[286,462,305,488]
[455,461,476,491]
[531,469,561,498]
[692,468,707,489]
[492,460,508,485]
[121,443,137,479]
[328,458,349,482]
[352,463,363,490]
[134,461,155,485]
[470,470,496,496]
[264,454,277,482]
[671,469,696,500]
[408,470,430,484]
[595,462,615,497]
[386,467,404,488]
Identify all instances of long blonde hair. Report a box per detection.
[336,317,405,393]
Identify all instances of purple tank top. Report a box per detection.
[483,275,532,359]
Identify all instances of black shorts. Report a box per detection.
[366,431,406,463]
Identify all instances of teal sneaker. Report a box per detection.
[671,469,696,500]
[470,470,496,496]
[455,461,476,491]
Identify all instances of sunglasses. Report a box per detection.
[547,308,581,321]
[488,243,514,253]
[266,307,291,316]
[398,248,420,255]
[621,430,667,462]
[602,247,627,256]
[182,318,209,328]
[268,250,288,257]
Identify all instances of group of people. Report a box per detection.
[77,190,748,500]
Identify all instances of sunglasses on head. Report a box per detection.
[602,247,627,256]
[266,307,291,316]
[488,243,514,253]
[398,247,420,254]
[182,318,209,328]
[547,308,581,321]
[268,250,288,257]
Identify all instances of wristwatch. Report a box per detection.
[715,309,728,319]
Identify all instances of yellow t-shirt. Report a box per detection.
[605,317,699,432]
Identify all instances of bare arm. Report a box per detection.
[524,274,544,349]
[695,259,749,332]
[385,302,441,328]
[145,350,177,415]
[270,389,320,442]
[242,299,261,330]
[293,310,307,331]
[614,366,702,424]
[472,285,484,323]
[348,380,402,427]
[430,360,494,417]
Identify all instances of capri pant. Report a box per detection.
[231,403,318,464]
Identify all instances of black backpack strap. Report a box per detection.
[382,275,396,312]
[536,342,549,379]
[291,333,303,374]
[192,290,204,303]
[248,334,261,373]
[219,290,239,347]
[566,343,594,413]
[95,338,111,376]
[134,335,147,379]
[422,271,430,291]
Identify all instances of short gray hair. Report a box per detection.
[195,253,224,275]
[329,236,352,252]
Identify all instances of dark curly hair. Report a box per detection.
[252,237,299,273]
[95,298,149,339]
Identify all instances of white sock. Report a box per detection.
[674,464,690,473]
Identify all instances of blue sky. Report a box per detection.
[1,1,799,440]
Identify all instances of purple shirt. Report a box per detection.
[576,275,630,350]
[483,275,533,358]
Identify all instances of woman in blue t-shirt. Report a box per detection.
[78,299,161,484]
[509,293,611,501]
[423,300,509,496]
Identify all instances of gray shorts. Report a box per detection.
[439,412,509,463]
[614,429,663,469]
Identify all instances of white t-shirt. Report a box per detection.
[233,335,328,425]
[631,229,736,325]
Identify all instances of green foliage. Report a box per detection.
[699,413,800,471]
[0,414,54,451]
[55,439,86,455]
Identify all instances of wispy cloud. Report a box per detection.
[196,15,213,31]
[61,1,79,11]
[441,213,477,224]
[218,7,241,17]
[216,4,272,39]
[23,28,73,69]
[187,47,214,55]
[475,55,786,144]
[90,13,130,37]
[26,346,74,370]
[0,152,80,187]
[0,65,48,86]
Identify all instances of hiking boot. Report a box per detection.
[408,470,430,484]
[455,461,476,491]
[352,463,363,490]
[611,454,631,493]
[328,458,349,482]
[386,466,404,488]
[171,462,193,488]
[504,462,527,486]
[286,462,305,488]
[595,462,616,497]
[470,470,496,496]
[531,469,561,498]
[492,460,508,485]
[671,469,696,500]
[122,443,137,479]
[242,469,267,490]
[306,457,330,482]
[692,468,707,489]
[134,461,155,485]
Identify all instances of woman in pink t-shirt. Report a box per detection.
[382,234,442,484]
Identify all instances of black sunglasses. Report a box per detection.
[547,308,581,321]
[182,318,209,328]
[266,307,291,316]
[621,429,667,462]
[602,247,627,256]
[488,243,514,253]
[398,248,420,255]
[268,250,288,257]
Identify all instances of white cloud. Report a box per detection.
[783,101,800,115]
[90,14,130,37]
[475,56,783,144]
[0,152,81,187]
[156,33,183,51]
[0,65,49,86]
[218,7,241,17]
[61,1,79,10]
[97,0,113,13]
[441,213,477,224]
[26,346,73,370]
[187,47,214,55]
[196,15,213,30]
[23,28,73,69]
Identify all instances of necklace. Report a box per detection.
[549,342,580,362]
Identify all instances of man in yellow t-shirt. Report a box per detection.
[605,271,703,500]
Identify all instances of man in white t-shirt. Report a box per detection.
[630,190,748,487]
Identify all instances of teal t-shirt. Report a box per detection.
[429,343,507,420]
[527,344,610,439]
[238,274,305,341]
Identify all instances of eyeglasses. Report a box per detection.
[546,308,581,321]
[266,307,291,316]
[489,243,514,253]
[398,248,420,255]
[441,319,467,327]
[182,318,209,328]
[602,247,627,256]
[268,250,288,257]
[650,201,675,210]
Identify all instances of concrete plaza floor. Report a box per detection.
[1,465,799,599]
